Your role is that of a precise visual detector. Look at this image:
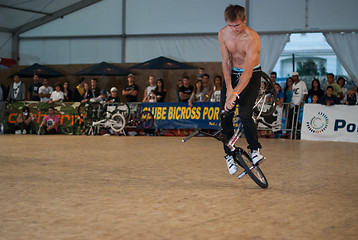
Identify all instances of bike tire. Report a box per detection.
[138,111,154,129]
[234,149,268,189]
[253,71,278,117]
[110,113,126,132]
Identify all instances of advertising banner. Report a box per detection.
[301,104,358,143]
[141,102,222,129]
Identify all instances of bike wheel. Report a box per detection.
[234,149,268,188]
[138,111,154,129]
[116,103,130,119]
[253,71,278,117]
[110,113,126,132]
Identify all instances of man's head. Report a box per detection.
[91,78,98,88]
[203,74,210,85]
[100,89,107,99]
[270,72,277,82]
[79,77,85,86]
[128,74,134,84]
[326,86,334,96]
[183,76,190,87]
[42,78,49,87]
[13,75,20,83]
[48,106,55,115]
[148,75,155,86]
[225,5,247,33]
[33,74,39,82]
[110,87,118,97]
[292,72,299,83]
[55,82,61,92]
[327,73,335,84]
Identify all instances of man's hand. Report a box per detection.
[224,94,237,111]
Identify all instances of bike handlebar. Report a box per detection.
[182,130,201,142]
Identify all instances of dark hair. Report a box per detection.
[22,106,30,113]
[79,77,85,84]
[224,4,246,22]
[203,74,210,78]
[63,81,70,88]
[183,76,190,81]
[155,79,165,92]
[337,76,345,85]
[214,75,222,86]
[271,72,277,77]
[91,78,98,82]
[194,80,203,94]
[48,106,55,111]
[311,79,322,90]
[284,77,293,93]
[326,86,334,91]
[327,73,335,78]
[55,82,61,88]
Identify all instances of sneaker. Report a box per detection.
[251,149,265,165]
[225,155,238,175]
[22,130,27,135]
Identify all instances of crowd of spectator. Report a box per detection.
[0,69,357,136]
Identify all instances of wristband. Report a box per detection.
[232,92,240,99]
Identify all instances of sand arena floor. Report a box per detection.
[0,135,357,240]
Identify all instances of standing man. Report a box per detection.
[325,73,343,100]
[270,72,277,84]
[288,72,308,139]
[218,4,263,175]
[38,78,53,102]
[178,76,193,102]
[90,78,100,98]
[7,75,26,102]
[143,75,156,102]
[28,74,42,101]
[122,74,139,102]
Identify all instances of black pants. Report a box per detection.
[220,68,262,155]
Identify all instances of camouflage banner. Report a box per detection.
[3,101,81,134]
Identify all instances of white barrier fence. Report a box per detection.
[302,104,358,143]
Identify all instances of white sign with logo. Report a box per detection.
[302,104,358,143]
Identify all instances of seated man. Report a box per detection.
[15,106,33,134]
[39,106,60,134]
[318,86,340,106]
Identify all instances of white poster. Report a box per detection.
[302,104,358,143]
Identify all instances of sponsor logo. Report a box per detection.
[306,112,328,133]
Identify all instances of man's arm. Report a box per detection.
[218,30,233,97]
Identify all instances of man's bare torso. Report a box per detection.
[220,25,260,68]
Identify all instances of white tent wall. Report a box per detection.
[15,0,358,65]
[0,32,12,58]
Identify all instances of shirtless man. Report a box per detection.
[218,4,264,175]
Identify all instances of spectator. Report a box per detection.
[107,87,120,103]
[178,76,193,102]
[92,89,108,103]
[284,77,294,103]
[202,74,212,101]
[38,78,53,102]
[337,77,348,103]
[63,82,72,102]
[143,75,156,102]
[7,75,26,102]
[287,72,308,139]
[39,106,59,134]
[210,75,222,102]
[15,106,33,134]
[325,73,343,100]
[154,79,166,102]
[198,67,205,79]
[28,74,42,101]
[273,83,285,138]
[188,79,208,107]
[81,83,91,103]
[49,82,64,103]
[122,74,139,102]
[344,85,357,105]
[318,86,340,106]
[0,82,6,101]
[176,79,183,102]
[73,77,85,102]
[90,78,100,98]
[143,90,157,103]
[308,79,324,102]
[275,83,284,108]
[270,71,277,84]
[311,94,319,104]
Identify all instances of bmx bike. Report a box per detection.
[182,71,277,188]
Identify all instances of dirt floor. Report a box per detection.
[0,135,357,240]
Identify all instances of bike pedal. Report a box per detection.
[254,157,266,166]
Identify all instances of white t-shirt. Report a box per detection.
[291,81,308,106]
[50,90,64,102]
[39,86,53,102]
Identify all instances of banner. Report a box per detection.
[301,104,358,143]
[141,102,222,129]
